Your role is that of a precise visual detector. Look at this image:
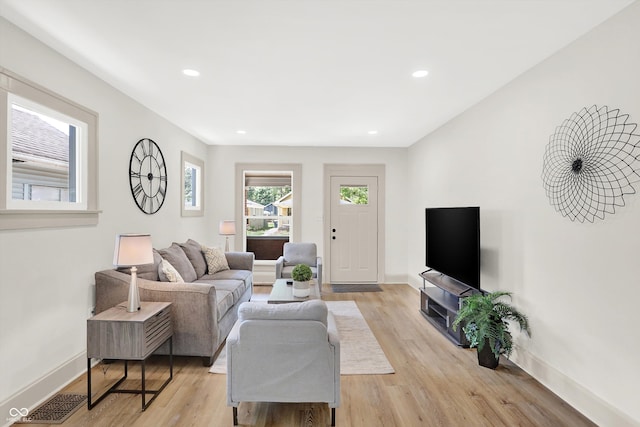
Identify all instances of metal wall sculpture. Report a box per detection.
[542,105,640,223]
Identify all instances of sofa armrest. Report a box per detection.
[316,256,323,285]
[225,251,254,271]
[275,256,284,279]
[95,269,214,311]
[327,311,339,348]
[326,311,340,408]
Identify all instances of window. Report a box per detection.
[0,69,99,229]
[8,96,86,209]
[235,164,301,261]
[339,185,369,205]
[245,172,292,237]
[181,151,204,217]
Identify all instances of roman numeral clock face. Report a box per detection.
[129,138,167,214]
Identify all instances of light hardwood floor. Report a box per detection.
[22,284,595,426]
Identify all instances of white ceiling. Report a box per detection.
[0,0,634,147]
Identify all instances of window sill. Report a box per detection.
[0,209,101,230]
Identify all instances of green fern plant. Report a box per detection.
[452,291,530,359]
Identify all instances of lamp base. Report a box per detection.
[127,266,141,312]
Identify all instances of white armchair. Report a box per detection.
[275,242,323,285]
[226,300,340,425]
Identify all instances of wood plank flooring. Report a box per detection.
[19,284,595,426]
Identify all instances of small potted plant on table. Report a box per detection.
[452,291,530,369]
[291,264,313,298]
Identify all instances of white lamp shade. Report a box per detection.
[113,234,154,267]
[219,220,236,236]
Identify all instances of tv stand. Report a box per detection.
[419,271,480,346]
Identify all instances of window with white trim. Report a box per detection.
[0,68,99,229]
[181,151,204,217]
[245,171,292,236]
[9,96,87,209]
[235,164,301,261]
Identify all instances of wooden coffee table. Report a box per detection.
[268,278,320,304]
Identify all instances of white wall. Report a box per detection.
[0,18,209,418]
[207,145,408,282]
[407,3,640,425]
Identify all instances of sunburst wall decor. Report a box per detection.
[542,105,640,223]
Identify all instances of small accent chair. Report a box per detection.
[226,300,340,426]
[275,242,323,285]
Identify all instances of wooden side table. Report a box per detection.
[87,301,173,411]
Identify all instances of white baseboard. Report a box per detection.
[382,273,410,284]
[512,349,638,426]
[0,352,86,427]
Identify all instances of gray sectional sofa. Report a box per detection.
[95,239,253,366]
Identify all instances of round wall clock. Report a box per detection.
[129,138,167,214]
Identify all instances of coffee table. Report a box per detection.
[268,278,320,304]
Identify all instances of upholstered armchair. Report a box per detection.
[226,300,340,426]
[275,242,323,285]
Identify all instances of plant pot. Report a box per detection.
[477,340,499,369]
[292,280,310,298]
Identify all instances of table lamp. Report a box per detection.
[113,234,154,312]
[219,220,236,252]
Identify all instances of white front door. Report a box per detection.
[329,176,378,283]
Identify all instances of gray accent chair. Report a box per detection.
[275,242,323,285]
[226,300,340,425]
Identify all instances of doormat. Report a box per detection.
[331,284,383,293]
[14,393,86,424]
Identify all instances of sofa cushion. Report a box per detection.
[194,278,248,321]
[215,290,234,322]
[158,243,197,283]
[239,299,327,325]
[201,245,230,274]
[158,259,185,283]
[201,269,252,284]
[179,239,207,278]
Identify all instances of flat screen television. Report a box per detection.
[425,207,480,289]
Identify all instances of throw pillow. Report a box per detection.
[179,239,207,278]
[158,243,197,282]
[201,245,230,274]
[158,259,185,283]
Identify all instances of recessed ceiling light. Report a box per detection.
[182,69,200,77]
[368,130,378,135]
[236,130,247,134]
[412,70,429,78]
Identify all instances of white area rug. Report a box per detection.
[209,300,394,375]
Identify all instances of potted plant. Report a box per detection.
[291,264,313,298]
[452,291,530,369]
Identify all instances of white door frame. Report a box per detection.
[323,164,385,284]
